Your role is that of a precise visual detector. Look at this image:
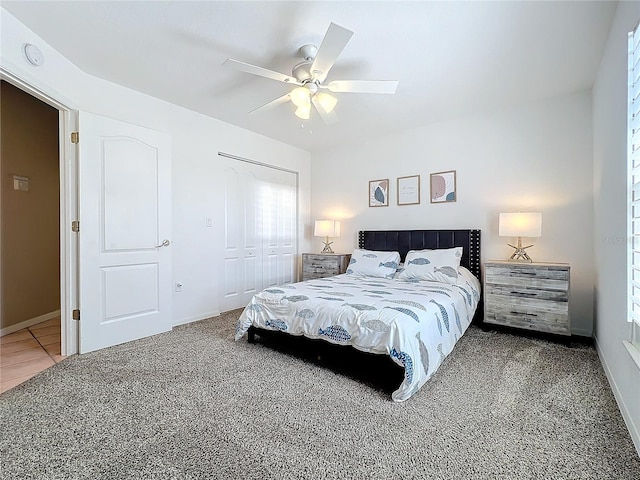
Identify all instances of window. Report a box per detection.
[627,23,640,365]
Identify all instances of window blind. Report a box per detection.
[629,24,640,328]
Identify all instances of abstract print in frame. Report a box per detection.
[369,179,389,207]
[430,170,456,203]
[397,175,420,205]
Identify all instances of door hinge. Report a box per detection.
[71,131,79,144]
[71,221,79,233]
[72,309,80,321]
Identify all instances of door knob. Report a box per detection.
[155,239,171,248]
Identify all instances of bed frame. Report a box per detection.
[245,229,482,393]
[248,229,482,344]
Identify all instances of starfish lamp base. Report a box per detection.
[507,237,534,263]
[320,237,334,254]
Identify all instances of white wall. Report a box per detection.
[592,0,640,455]
[311,91,594,336]
[0,9,312,325]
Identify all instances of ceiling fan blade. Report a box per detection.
[311,96,339,125]
[249,94,292,114]
[223,58,301,85]
[310,23,354,83]
[326,80,399,94]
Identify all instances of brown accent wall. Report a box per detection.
[1,81,60,329]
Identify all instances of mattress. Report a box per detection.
[235,267,481,401]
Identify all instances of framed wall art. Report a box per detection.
[369,179,389,207]
[397,175,420,205]
[430,170,456,203]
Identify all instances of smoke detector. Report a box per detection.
[23,43,44,67]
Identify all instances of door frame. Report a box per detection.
[0,67,79,355]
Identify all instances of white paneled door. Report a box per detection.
[78,112,172,353]
[221,158,297,312]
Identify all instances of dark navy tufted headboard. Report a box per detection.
[358,229,481,279]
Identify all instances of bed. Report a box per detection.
[235,229,481,401]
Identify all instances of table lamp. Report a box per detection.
[314,220,340,254]
[499,212,542,263]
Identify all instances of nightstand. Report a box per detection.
[484,261,570,336]
[302,253,351,281]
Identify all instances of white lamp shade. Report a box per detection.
[290,87,310,107]
[315,92,337,113]
[499,212,542,237]
[294,103,311,120]
[314,220,340,238]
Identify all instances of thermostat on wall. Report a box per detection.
[13,175,29,192]
[22,43,44,67]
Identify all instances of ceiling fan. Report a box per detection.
[223,22,399,124]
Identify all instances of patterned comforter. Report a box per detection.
[235,268,481,402]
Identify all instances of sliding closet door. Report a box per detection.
[221,158,297,312]
[260,167,296,288]
[221,164,261,312]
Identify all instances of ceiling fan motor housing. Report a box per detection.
[292,61,313,83]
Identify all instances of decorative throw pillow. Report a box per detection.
[346,249,401,279]
[398,247,463,284]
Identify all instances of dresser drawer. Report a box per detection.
[485,264,568,291]
[485,263,569,280]
[484,307,570,335]
[302,253,351,281]
[485,283,568,302]
[485,292,568,315]
[303,260,339,277]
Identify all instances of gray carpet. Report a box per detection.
[1,309,639,480]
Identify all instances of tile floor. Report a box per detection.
[0,317,65,394]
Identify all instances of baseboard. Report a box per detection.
[172,310,221,327]
[1,310,61,337]
[593,334,640,457]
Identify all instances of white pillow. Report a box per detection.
[346,249,401,279]
[398,247,463,284]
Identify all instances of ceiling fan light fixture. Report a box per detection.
[290,87,310,107]
[295,103,311,120]
[315,92,337,113]
[225,22,398,126]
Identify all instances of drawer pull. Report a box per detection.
[510,311,538,317]
[511,271,537,276]
[511,291,537,296]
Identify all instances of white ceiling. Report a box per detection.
[3,1,617,153]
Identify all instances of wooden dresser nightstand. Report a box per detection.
[302,253,351,281]
[484,261,570,336]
